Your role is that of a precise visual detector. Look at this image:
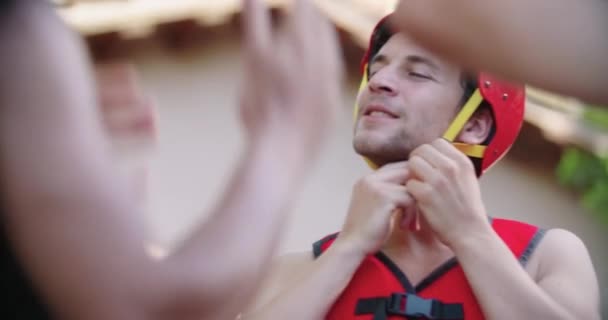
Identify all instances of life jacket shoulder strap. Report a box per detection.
[312,232,339,259]
[491,218,547,266]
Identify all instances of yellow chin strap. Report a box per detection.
[355,64,486,170]
[443,89,487,157]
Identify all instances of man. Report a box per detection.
[241,15,600,320]
[391,0,608,105]
[0,0,342,319]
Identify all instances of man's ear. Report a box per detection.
[456,107,493,144]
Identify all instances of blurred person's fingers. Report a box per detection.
[243,0,272,64]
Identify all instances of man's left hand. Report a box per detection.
[406,138,491,247]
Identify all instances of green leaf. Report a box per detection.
[556,148,607,189]
[583,106,608,131]
[582,181,608,224]
[556,106,608,224]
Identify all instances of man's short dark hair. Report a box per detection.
[367,21,486,115]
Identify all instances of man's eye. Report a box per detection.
[409,72,431,79]
[368,68,380,78]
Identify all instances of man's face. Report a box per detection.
[353,33,465,166]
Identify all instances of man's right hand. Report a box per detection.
[239,0,343,164]
[336,162,415,256]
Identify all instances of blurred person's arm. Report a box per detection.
[240,244,364,320]
[0,1,341,320]
[392,0,608,105]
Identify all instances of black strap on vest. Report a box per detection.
[355,293,464,320]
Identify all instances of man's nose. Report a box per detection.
[368,69,398,96]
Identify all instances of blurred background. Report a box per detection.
[57,0,607,316]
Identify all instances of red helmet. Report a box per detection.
[356,15,525,176]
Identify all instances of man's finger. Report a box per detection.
[409,155,438,184]
[406,179,433,204]
[374,165,410,184]
[433,138,471,166]
[411,143,456,175]
[392,192,415,211]
[375,183,413,208]
[374,161,409,184]
[378,161,409,171]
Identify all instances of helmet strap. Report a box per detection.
[443,89,486,159]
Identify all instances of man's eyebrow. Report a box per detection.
[370,53,389,66]
[405,55,440,71]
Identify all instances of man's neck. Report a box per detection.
[382,216,453,262]
[380,220,456,285]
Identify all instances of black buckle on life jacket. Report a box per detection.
[388,293,434,318]
[355,293,464,320]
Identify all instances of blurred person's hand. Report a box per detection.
[95,63,157,204]
[240,0,343,166]
[95,63,157,144]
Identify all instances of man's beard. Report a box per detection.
[353,133,414,166]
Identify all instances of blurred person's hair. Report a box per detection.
[0,0,16,12]
[0,0,19,22]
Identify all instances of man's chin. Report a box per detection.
[353,132,389,149]
[353,134,411,164]
[353,149,409,167]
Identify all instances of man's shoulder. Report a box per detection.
[534,228,589,261]
[488,218,590,283]
[528,228,600,316]
[489,217,586,253]
[521,226,590,281]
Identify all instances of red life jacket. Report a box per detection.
[312,218,546,320]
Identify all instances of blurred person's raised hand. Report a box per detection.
[95,63,157,204]
[240,0,343,166]
[95,63,157,144]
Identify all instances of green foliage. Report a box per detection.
[583,106,608,130]
[556,105,608,222]
[582,181,608,224]
[556,148,607,189]
[557,148,608,222]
